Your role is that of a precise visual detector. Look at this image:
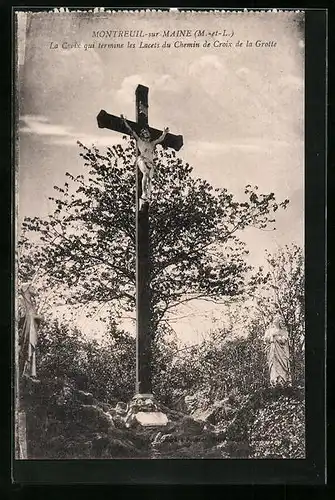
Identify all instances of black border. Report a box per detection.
[4,5,327,486]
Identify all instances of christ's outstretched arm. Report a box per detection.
[152,127,169,146]
[121,114,140,141]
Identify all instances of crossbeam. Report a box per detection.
[97,110,183,151]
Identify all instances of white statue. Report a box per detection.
[19,284,42,380]
[121,115,169,206]
[264,315,291,386]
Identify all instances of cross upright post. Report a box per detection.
[97,85,183,422]
[135,84,152,396]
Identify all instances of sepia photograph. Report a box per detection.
[15,9,306,461]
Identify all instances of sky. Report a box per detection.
[16,10,305,344]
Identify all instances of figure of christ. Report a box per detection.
[121,115,169,204]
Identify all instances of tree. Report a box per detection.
[250,244,305,385]
[19,139,289,340]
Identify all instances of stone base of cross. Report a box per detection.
[124,393,168,429]
[97,84,183,427]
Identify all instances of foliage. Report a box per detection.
[36,318,86,382]
[248,389,305,458]
[84,324,136,403]
[22,304,305,459]
[19,244,305,459]
[19,139,289,338]
[33,311,268,413]
[36,317,135,404]
[224,385,305,458]
[198,329,268,398]
[153,325,269,408]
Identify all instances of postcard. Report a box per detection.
[12,7,326,484]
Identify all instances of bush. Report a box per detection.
[248,392,305,458]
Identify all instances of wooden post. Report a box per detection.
[135,85,152,395]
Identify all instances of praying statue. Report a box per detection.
[264,315,291,386]
[18,284,42,380]
[121,114,169,206]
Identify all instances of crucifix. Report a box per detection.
[97,85,183,405]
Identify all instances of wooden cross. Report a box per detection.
[97,85,183,152]
[97,85,183,396]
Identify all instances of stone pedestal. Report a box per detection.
[124,393,168,428]
[16,410,27,459]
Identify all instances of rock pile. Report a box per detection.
[25,378,305,459]
[26,379,232,458]
[150,416,229,458]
